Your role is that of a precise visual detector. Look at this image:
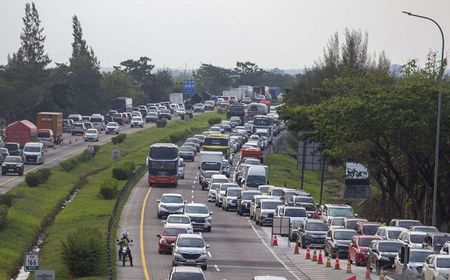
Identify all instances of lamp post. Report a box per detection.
[402,11,446,227]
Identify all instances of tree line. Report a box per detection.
[281,29,450,229]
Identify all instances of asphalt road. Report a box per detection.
[0,121,157,194]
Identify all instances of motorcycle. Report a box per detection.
[117,239,133,267]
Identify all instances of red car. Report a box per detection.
[348,235,381,266]
[157,225,188,254]
[355,221,381,236]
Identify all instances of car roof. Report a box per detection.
[260,199,282,203]
[306,219,326,223]
[185,203,207,207]
[161,193,183,197]
[178,233,204,239]
[253,277,287,280]
[163,224,191,230]
[331,228,357,233]
[211,174,228,179]
[378,240,404,244]
[380,226,406,231]
[172,266,204,273]
[434,254,450,259]
[325,204,352,208]
[167,214,189,219]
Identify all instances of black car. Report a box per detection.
[298,219,329,248]
[159,109,172,120]
[2,156,24,176]
[178,146,195,162]
[236,190,261,216]
[4,142,21,156]
[368,240,403,275]
[324,228,357,258]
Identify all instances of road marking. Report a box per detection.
[140,187,152,280]
[195,176,197,180]
[191,195,194,199]
[192,190,194,193]
[214,264,220,272]
[192,185,195,189]
[248,220,301,280]
[193,180,196,184]
[207,251,212,258]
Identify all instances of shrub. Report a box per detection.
[123,162,136,175]
[0,205,8,229]
[60,159,77,172]
[112,162,136,180]
[0,194,13,208]
[156,119,167,128]
[208,117,222,126]
[37,168,51,182]
[169,130,190,144]
[111,133,126,145]
[187,112,194,119]
[100,179,118,200]
[61,227,104,277]
[25,172,41,187]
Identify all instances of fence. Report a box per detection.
[106,164,146,280]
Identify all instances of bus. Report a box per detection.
[202,134,231,161]
[147,143,179,187]
[253,114,273,136]
[111,97,132,113]
[245,103,268,122]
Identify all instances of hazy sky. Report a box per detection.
[0,0,449,69]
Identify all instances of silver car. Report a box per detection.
[184,203,212,232]
[157,193,185,219]
[172,233,209,270]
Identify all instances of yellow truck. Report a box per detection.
[201,134,231,160]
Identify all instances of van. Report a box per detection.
[67,114,82,123]
[37,129,55,148]
[22,142,44,164]
[90,114,105,131]
[244,165,268,189]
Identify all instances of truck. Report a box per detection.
[226,103,246,123]
[169,93,184,105]
[223,88,245,102]
[6,120,38,148]
[36,112,63,147]
[199,151,223,190]
[111,97,132,113]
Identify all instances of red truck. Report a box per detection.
[6,120,38,148]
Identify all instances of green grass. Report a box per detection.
[0,112,224,279]
[266,153,342,203]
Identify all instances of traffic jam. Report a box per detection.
[147,98,450,280]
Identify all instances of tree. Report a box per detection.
[115,57,154,86]
[233,61,266,86]
[144,69,174,102]
[193,63,233,94]
[101,71,146,105]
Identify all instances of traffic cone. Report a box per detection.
[365,262,371,279]
[271,235,278,247]
[334,254,341,270]
[317,249,323,264]
[325,256,331,268]
[293,242,300,254]
[305,245,311,260]
[346,256,352,273]
[312,248,317,262]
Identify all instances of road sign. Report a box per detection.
[24,252,39,272]
[112,150,120,161]
[35,270,55,280]
[272,217,291,236]
[184,114,190,122]
[183,79,196,94]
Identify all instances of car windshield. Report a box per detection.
[179,147,193,152]
[334,231,356,240]
[346,220,358,229]
[5,156,21,163]
[332,218,344,226]
[261,201,281,210]
[379,242,403,252]
[210,184,221,190]
[303,204,317,212]
[201,162,221,171]
[219,185,230,191]
[295,197,314,204]
[107,122,118,127]
[227,190,240,197]
[285,208,307,217]
[358,237,378,247]
[167,216,190,224]
[387,230,402,239]
[398,220,421,229]
[244,159,260,165]
[254,117,272,126]
[306,222,329,231]
[434,236,450,247]
[204,138,228,146]
[363,225,380,235]
[413,226,438,233]
[37,131,50,138]
[163,227,188,236]
[259,186,270,193]
[23,146,41,152]
[246,175,266,186]
[91,118,103,122]
[329,207,354,218]
[132,117,141,121]
[177,237,205,248]
[161,196,183,203]
[86,129,97,134]
[437,258,450,268]
[409,251,432,263]
[5,144,18,151]
[272,189,283,196]
[410,234,425,243]
[242,192,259,200]
[186,205,209,214]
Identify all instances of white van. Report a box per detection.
[22,142,45,164]
[67,114,82,123]
[90,114,105,131]
[244,165,268,189]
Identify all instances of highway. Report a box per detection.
[117,150,377,280]
[0,122,156,194]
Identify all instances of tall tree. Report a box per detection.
[116,57,154,86]
[193,63,233,94]
[233,61,266,86]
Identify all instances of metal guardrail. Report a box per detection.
[106,164,146,280]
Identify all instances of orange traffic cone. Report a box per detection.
[305,245,311,260]
[346,256,352,273]
[294,242,300,254]
[317,249,323,264]
[334,254,341,270]
[312,248,317,262]
[365,262,371,279]
[325,256,331,267]
[272,235,278,246]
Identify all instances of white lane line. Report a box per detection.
[214,265,220,272]
[192,190,194,193]
[191,195,194,199]
[193,180,196,184]
[191,200,194,203]
[195,176,197,180]
[199,231,202,236]
[248,220,301,280]
[207,251,212,258]
[192,185,195,189]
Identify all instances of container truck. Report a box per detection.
[6,120,38,148]
[111,97,132,113]
[199,151,223,190]
[36,112,63,147]
[223,88,244,102]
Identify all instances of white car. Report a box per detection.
[422,254,450,280]
[105,122,120,134]
[130,116,144,128]
[22,142,44,164]
[157,193,185,219]
[165,214,193,234]
[177,158,185,179]
[131,111,142,118]
[208,126,222,134]
[84,128,99,142]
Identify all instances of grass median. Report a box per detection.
[0,112,223,279]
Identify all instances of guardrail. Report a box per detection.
[106,164,146,280]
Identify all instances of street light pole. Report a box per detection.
[402,11,446,227]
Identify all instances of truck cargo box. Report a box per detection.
[6,120,38,148]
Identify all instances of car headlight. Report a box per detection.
[159,205,167,210]
[205,217,212,222]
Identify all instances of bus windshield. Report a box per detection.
[204,138,228,146]
[150,146,178,159]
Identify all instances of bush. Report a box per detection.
[0,205,8,229]
[208,117,222,126]
[60,159,77,172]
[0,194,13,208]
[111,133,126,145]
[156,119,167,128]
[169,130,190,144]
[112,162,135,180]
[187,112,194,119]
[61,227,104,277]
[100,179,118,200]
[25,169,52,187]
